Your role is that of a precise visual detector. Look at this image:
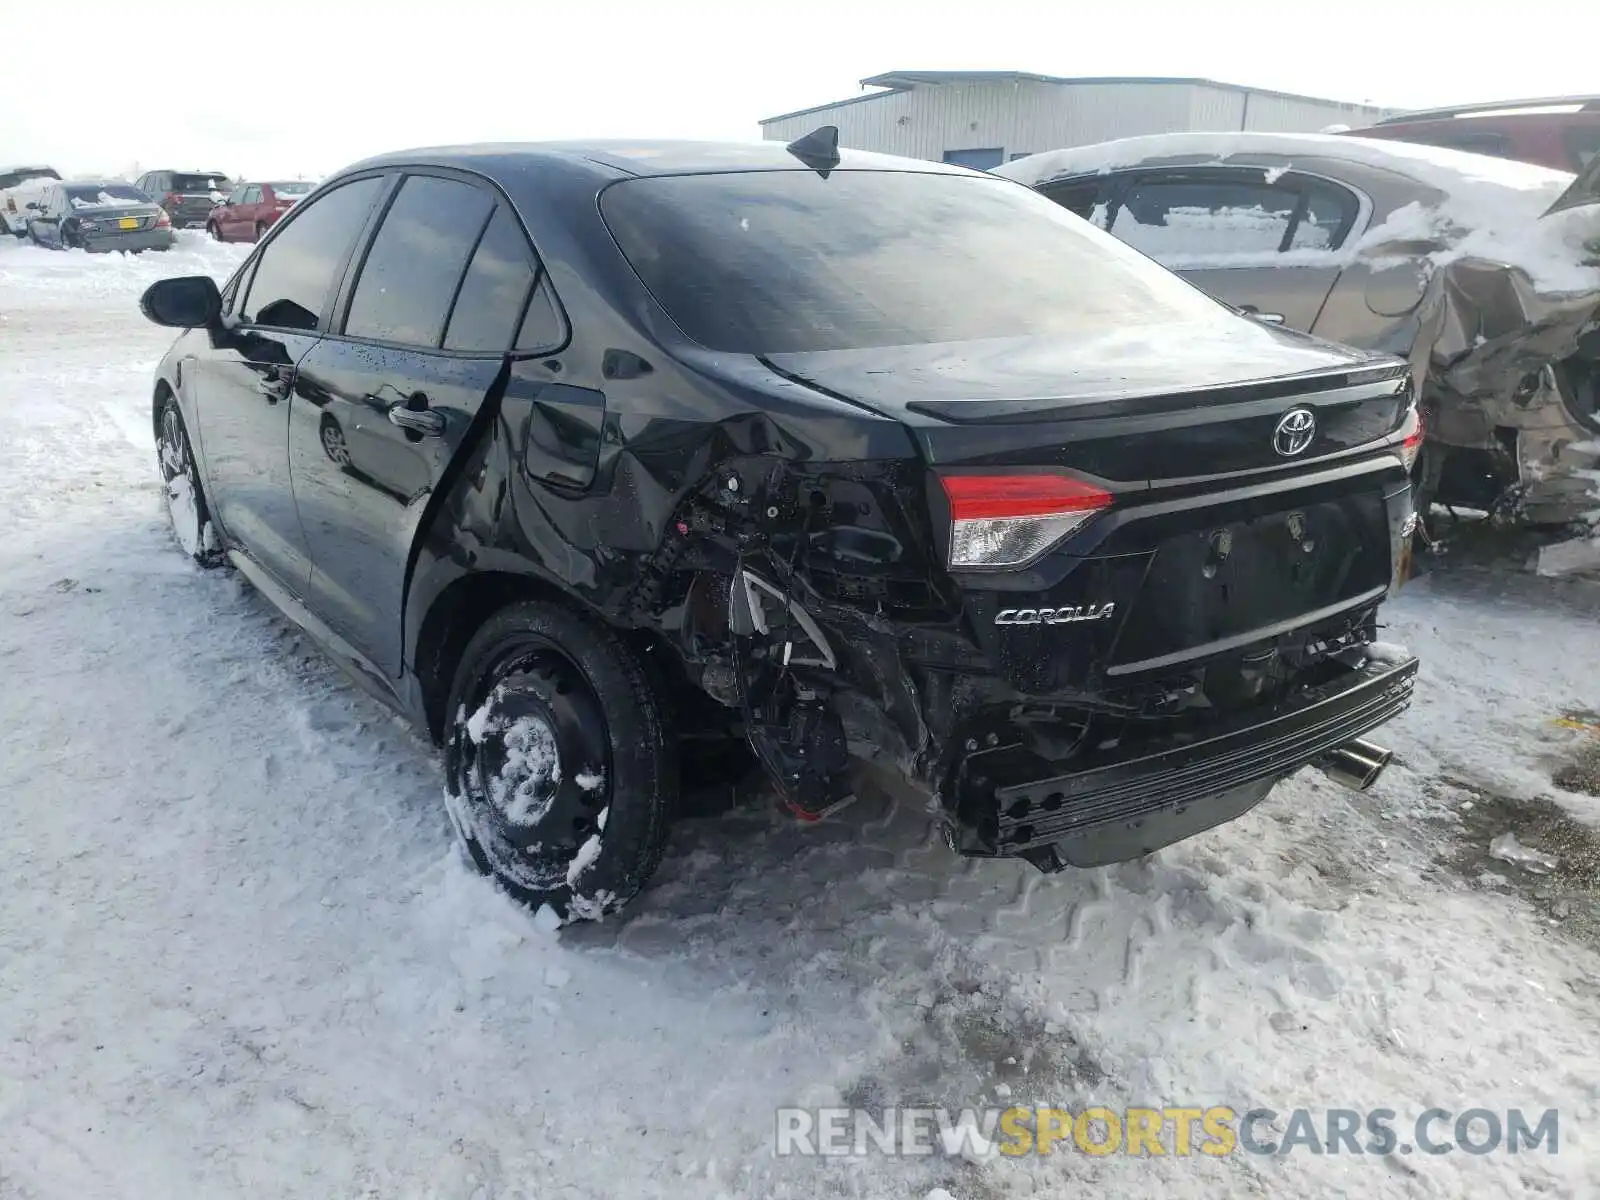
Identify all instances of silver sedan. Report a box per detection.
[999,133,1600,525]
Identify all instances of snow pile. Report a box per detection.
[1358,190,1600,294]
[997,130,1576,202]
[0,229,250,300]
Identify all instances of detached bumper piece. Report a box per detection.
[951,653,1419,865]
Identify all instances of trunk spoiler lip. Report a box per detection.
[904,361,1411,425]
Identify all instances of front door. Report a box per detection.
[193,174,387,590]
[289,176,552,675]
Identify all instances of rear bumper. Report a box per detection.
[946,651,1419,863]
[81,229,176,253]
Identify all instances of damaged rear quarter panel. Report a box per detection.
[401,335,951,742]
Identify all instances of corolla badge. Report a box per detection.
[1273,407,1317,457]
[994,603,1115,626]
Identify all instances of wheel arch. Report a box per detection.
[409,568,684,746]
[411,569,589,743]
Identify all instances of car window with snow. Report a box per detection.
[443,205,539,353]
[65,185,147,209]
[1288,185,1355,251]
[240,176,383,332]
[1109,178,1296,258]
[344,175,495,348]
[600,170,1229,354]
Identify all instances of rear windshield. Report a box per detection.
[600,169,1229,354]
[66,184,146,207]
[172,174,229,192]
[271,181,313,195]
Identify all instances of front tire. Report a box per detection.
[443,601,675,919]
[156,395,222,566]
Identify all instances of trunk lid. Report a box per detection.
[764,327,1412,481]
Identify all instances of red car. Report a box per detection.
[207,180,317,242]
[1346,95,1600,173]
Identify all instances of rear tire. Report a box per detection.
[443,601,675,920]
[155,394,223,566]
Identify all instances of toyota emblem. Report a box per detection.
[1273,407,1317,457]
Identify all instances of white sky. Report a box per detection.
[1,0,1590,179]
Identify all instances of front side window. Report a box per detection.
[601,169,1228,355]
[242,185,262,205]
[240,176,383,331]
[344,174,495,347]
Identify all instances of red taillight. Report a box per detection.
[154,209,171,228]
[1400,406,1424,471]
[939,473,1113,569]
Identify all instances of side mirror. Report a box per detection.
[140,276,222,329]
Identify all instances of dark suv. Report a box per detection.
[138,137,1421,918]
[133,169,233,229]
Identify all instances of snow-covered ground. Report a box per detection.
[3,233,1600,1200]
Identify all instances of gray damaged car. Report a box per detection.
[998,133,1600,529]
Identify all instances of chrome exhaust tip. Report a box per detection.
[1318,738,1394,792]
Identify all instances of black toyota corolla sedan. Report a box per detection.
[140,135,1422,919]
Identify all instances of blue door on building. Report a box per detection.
[942,148,1005,171]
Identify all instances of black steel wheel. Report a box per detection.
[443,601,675,919]
[156,395,222,566]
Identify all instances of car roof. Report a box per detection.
[339,139,972,183]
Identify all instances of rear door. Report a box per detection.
[1096,168,1359,333]
[190,174,386,591]
[289,171,556,676]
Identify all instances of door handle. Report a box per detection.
[387,399,445,437]
[1239,305,1286,325]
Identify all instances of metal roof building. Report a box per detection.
[759,71,1397,169]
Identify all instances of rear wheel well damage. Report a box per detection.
[412,571,578,743]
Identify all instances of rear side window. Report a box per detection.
[1103,172,1355,260]
[443,206,537,352]
[601,170,1228,354]
[241,176,383,331]
[1110,178,1295,256]
[345,175,494,347]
